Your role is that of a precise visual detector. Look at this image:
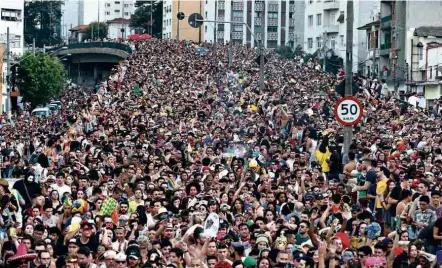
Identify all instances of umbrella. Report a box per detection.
[195,47,207,55]
[139,34,151,40]
[129,34,140,41]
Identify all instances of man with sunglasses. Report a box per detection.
[357,246,373,267]
[114,252,127,268]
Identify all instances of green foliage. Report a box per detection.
[294,45,304,56]
[24,1,63,47]
[17,53,67,108]
[83,22,108,41]
[130,1,163,38]
[276,45,295,59]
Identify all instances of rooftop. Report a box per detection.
[70,25,88,32]
[107,18,131,24]
[414,26,442,38]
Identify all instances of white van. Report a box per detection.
[50,101,62,109]
[31,107,51,117]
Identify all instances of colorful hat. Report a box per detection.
[7,244,37,264]
[71,199,89,214]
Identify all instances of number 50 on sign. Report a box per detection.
[334,96,364,126]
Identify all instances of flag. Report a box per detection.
[133,83,141,96]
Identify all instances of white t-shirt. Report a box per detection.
[50,183,71,197]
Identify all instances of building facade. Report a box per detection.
[379,0,442,93]
[203,0,305,49]
[304,0,378,73]
[0,0,24,113]
[162,0,204,41]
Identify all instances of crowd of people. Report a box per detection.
[0,37,441,268]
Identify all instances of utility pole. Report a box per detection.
[343,0,353,164]
[98,0,100,40]
[32,38,36,55]
[121,0,125,39]
[259,7,265,91]
[150,0,153,36]
[177,0,181,39]
[6,27,10,119]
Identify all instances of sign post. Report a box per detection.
[334,96,363,126]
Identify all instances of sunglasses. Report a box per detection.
[116,260,126,264]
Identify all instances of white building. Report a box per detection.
[107,18,133,39]
[77,0,136,38]
[203,0,305,49]
[0,0,24,113]
[304,0,379,73]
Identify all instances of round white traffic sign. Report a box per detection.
[334,96,363,126]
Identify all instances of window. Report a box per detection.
[1,8,22,21]
[255,12,262,18]
[267,26,277,32]
[106,11,110,15]
[308,38,313,48]
[205,12,207,18]
[317,37,322,48]
[124,12,129,16]
[205,25,207,32]
[309,0,313,3]
[331,13,336,25]
[316,14,322,25]
[308,15,313,26]
[234,25,242,31]
[331,37,336,49]
[124,4,128,7]
[106,3,111,7]
[115,1,120,4]
[340,35,344,46]
[115,9,120,13]
[268,12,278,19]
[374,31,379,49]
[11,36,20,48]
[419,47,423,60]
[367,32,370,49]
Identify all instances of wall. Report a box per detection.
[0,45,3,113]
[425,84,440,100]
[107,22,133,39]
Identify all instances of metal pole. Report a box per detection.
[33,38,36,55]
[214,0,217,44]
[343,0,354,164]
[121,1,125,39]
[92,23,94,40]
[6,27,10,117]
[199,0,202,43]
[150,0,153,35]
[98,0,100,40]
[177,0,181,39]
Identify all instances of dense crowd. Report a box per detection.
[0,38,441,268]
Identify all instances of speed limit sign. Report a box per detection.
[334,96,363,126]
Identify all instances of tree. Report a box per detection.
[294,45,304,56]
[83,22,108,41]
[276,45,295,59]
[24,1,63,47]
[16,53,67,108]
[130,1,163,38]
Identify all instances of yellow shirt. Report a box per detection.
[375,180,387,209]
[315,148,330,173]
[129,199,145,213]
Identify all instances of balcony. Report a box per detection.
[324,0,339,10]
[255,3,263,11]
[218,16,225,22]
[255,17,262,26]
[232,2,244,10]
[232,31,243,40]
[232,16,243,23]
[268,4,279,12]
[368,48,380,59]
[380,43,391,56]
[217,31,224,38]
[268,18,278,26]
[323,24,339,33]
[289,33,295,41]
[289,5,295,12]
[289,18,295,27]
[256,32,262,40]
[380,15,392,30]
[219,2,225,10]
[268,32,278,41]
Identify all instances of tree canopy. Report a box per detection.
[17,53,67,108]
[83,22,108,41]
[24,1,63,47]
[130,1,163,38]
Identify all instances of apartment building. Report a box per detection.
[162,0,204,41]
[378,0,442,93]
[203,0,305,49]
[0,0,24,113]
[304,0,377,73]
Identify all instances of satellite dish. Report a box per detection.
[188,13,203,28]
